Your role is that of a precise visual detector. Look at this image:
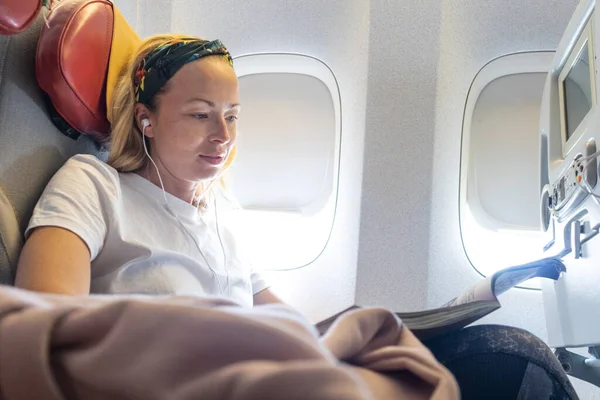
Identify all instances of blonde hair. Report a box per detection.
[107,33,236,199]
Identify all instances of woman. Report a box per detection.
[15,34,281,307]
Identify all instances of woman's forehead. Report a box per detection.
[163,58,239,103]
[171,58,237,88]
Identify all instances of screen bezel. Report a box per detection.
[558,15,596,157]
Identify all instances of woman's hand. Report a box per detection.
[253,288,284,306]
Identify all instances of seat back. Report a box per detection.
[0,14,101,284]
[0,0,140,284]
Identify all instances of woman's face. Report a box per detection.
[142,57,239,182]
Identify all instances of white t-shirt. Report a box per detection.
[25,154,268,307]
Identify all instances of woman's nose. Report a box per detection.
[210,117,231,144]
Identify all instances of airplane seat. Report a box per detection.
[0,0,42,35]
[36,0,139,144]
[0,0,139,285]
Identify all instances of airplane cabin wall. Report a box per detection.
[356,0,579,332]
[427,0,577,335]
[113,0,371,323]
[356,0,442,313]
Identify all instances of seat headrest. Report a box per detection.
[0,0,42,35]
[36,0,141,144]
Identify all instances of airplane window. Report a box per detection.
[460,53,554,288]
[225,54,341,271]
[232,73,334,213]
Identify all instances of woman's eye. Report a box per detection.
[193,113,208,119]
[226,115,238,122]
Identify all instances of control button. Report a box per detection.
[577,175,582,183]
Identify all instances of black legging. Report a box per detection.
[423,325,578,400]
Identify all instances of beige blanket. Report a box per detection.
[0,286,459,399]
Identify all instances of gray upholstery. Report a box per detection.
[0,186,21,284]
[0,14,103,284]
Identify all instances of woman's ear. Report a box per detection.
[133,103,155,138]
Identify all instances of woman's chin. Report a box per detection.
[189,167,221,183]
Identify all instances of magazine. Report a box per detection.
[317,258,566,340]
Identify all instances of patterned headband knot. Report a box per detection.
[134,38,234,105]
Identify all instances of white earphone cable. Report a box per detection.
[141,124,229,295]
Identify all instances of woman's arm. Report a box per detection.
[253,288,284,305]
[15,226,92,295]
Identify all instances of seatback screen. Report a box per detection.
[563,41,593,140]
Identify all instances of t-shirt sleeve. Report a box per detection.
[250,269,270,295]
[222,225,271,295]
[25,155,118,261]
[214,195,271,295]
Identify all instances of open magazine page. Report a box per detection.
[399,303,500,341]
[317,258,566,340]
[398,257,566,340]
[441,257,566,308]
[491,257,565,296]
[440,276,495,308]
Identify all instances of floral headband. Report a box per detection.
[134,38,234,105]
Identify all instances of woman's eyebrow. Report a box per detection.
[186,97,240,109]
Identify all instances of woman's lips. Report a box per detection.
[199,154,225,165]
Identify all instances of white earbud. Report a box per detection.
[141,118,150,129]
